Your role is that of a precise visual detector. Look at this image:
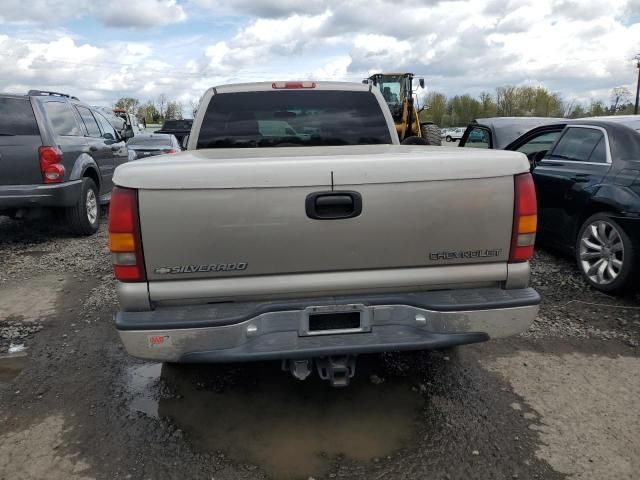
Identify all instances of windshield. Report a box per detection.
[196,90,392,149]
[375,76,403,106]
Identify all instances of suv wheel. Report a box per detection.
[66,178,100,235]
[445,135,452,142]
[576,213,635,293]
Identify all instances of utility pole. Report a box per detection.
[635,54,640,115]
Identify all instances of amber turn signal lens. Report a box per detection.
[109,232,135,252]
[518,214,537,234]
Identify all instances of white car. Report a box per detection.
[442,127,465,142]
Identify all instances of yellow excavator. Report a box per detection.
[367,73,441,145]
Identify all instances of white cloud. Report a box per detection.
[101,0,186,28]
[0,0,186,28]
[193,0,331,18]
[0,0,638,109]
[204,12,334,74]
[0,34,203,106]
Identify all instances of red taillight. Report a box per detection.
[272,81,316,89]
[510,173,538,262]
[38,146,64,184]
[108,187,146,282]
[164,148,178,154]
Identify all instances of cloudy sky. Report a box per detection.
[0,0,639,110]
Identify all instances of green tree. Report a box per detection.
[165,101,183,120]
[610,87,632,114]
[114,97,140,113]
[567,103,586,118]
[137,101,160,124]
[587,100,606,117]
[420,92,447,126]
[495,86,518,116]
[479,92,497,117]
[448,94,481,126]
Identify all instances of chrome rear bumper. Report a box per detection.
[116,287,539,362]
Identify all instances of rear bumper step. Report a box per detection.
[115,287,540,363]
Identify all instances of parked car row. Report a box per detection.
[440,127,464,142]
[460,116,640,293]
[0,90,186,234]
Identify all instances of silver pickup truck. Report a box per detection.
[109,81,540,386]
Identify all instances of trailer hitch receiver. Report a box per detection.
[316,355,356,387]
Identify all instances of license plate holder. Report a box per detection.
[300,304,371,336]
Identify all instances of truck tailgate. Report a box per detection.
[115,145,529,302]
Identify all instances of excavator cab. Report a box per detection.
[367,73,440,145]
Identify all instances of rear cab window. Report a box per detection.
[0,97,40,136]
[196,90,392,149]
[547,127,608,163]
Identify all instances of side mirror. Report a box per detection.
[123,127,134,140]
[103,132,115,141]
[419,78,425,89]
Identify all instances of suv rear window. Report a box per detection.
[43,101,82,136]
[0,98,39,136]
[196,90,392,149]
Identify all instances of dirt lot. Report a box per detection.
[0,214,639,480]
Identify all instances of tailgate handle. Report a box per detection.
[306,191,362,220]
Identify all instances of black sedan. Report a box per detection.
[461,116,640,293]
[127,133,181,159]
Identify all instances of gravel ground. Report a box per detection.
[0,214,638,480]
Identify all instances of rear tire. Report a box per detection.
[65,178,100,235]
[420,124,442,145]
[445,135,452,142]
[575,213,636,294]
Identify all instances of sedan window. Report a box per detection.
[462,127,490,149]
[548,127,606,163]
[516,131,561,156]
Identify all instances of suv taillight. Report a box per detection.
[38,146,64,183]
[510,173,537,262]
[108,187,146,282]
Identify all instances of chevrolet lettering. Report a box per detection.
[429,249,502,261]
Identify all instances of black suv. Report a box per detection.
[0,90,130,234]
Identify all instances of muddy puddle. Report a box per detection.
[0,352,28,383]
[127,358,422,479]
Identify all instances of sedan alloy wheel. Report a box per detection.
[579,219,624,285]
